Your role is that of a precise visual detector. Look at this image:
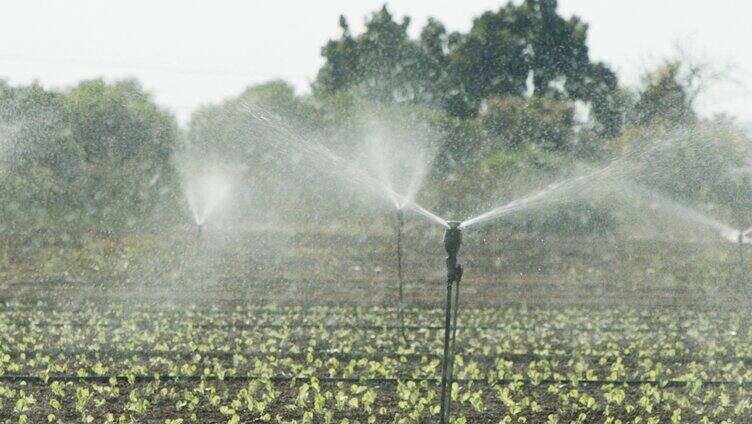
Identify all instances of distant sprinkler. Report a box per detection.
[739,228,750,288]
[439,221,463,424]
[197,223,203,239]
[396,208,407,342]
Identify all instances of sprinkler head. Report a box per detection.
[444,221,463,283]
[396,208,405,233]
[443,221,462,257]
[197,223,203,239]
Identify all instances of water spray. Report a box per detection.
[239,107,752,418]
[179,165,235,242]
[439,221,463,424]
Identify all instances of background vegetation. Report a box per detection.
[1,0,749,235]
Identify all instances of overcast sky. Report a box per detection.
[1,1,750,126]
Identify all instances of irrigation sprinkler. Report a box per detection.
[396,208,407,342]
[439,221,463,424]
[197,223,203,239]
[739,228,749,288]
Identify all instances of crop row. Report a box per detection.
[1,378,750,423]
[2,303,751,422]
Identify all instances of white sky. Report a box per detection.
[1,0,750,126]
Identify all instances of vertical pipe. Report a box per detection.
[739,230,747,289]
[439,278,454,424]
[397,209,406,342]
[738,230,751,340]
[440,222,462,424]
[445,276,461,420]
[197,223,203,239]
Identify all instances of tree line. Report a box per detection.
[1,0,749,232]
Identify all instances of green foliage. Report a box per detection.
[315,1,619,136]
[0,81,71,226]
[315,6,443,107]
[0,79,179,229]
[635,61,696,127]
[614,120,752,226]
[449,0,620,130]
[184,80,355,223]
[0,3,749,237]
[480,97,574,151]
[62,79,179,224]
[186,80,317,160]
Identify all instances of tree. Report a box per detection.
[315,6,439,105]
[448,4,530,109]
[187,80,317,161]
[0,81,67,173]
[60,79,178,223]
[0,81,73,226]
[571,62,624,139]
[185,81,325,222]
[315,1,621,137]
[480,96,574,151]
[0,79,179,227]
[449,0,619,124]
[635,61,697,127]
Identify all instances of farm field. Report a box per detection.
[2,301,752,423]
[2,229,752,423]
[2,0,751,422]
[4,0,752,421]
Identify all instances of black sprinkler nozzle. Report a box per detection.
[443,221,462,257]
[444,221,463,283]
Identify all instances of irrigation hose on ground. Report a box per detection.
[4,375,749,386]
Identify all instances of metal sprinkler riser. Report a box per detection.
[738,228,748,289]
[396,208,407,342]
[439,220,463,424]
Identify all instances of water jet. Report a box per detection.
[241,105,449,340]
[364,139,434,342]
[179,167,234,239]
